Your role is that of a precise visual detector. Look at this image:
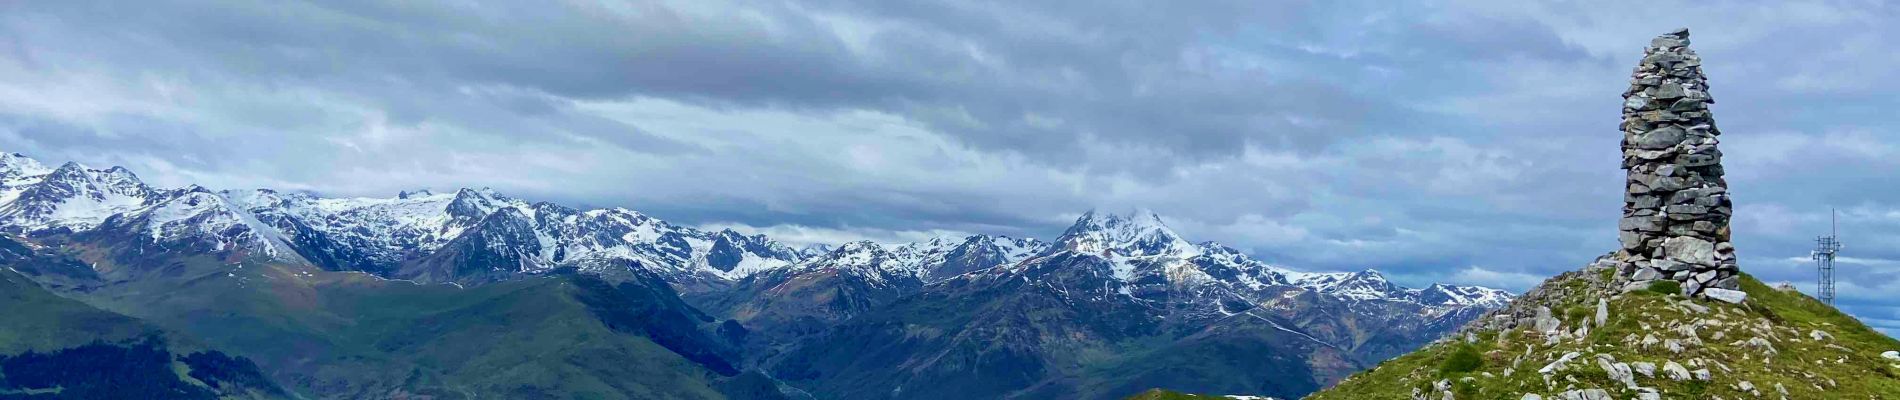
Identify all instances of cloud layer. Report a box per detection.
[3,0,1898,334]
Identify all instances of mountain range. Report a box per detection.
[0,152,1509,399]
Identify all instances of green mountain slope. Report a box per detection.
[0,242,286,399]
[5,233,789,399]
[1306,259,1900,399]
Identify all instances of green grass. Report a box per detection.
[1306,271,1900,399]
[0,268,286,399]
[0,269,162,354]
[1437,344,1483,375]
[1646,280,1681,296]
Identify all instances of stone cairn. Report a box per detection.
[1613,29,1742,299]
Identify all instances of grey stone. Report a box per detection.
[1597,357,1637,388]
[1881,350,1898,361]
[1654,83,1686,99]
[1662,236,1716,266]
[1594,298,1609,326]
[1703,288,1746,304]
[1534,306,1561,334]
[1743,336,1778,355]
[1539,351,1581,374]
[1691,220,1715,233]
[1666,204,1709,216]
[1631,268,1662,281]
[1678,152,1718,167]
[1650,176,1692,191]
[1662,361,1691,380]
[1629,149,1674,161]
[1651,259,1690,272]
[1631,361,1656,378]
[1631,126,1684,149]
[1665,188,1703,204]
[1622,280,1658,293]
[1668,97,1705,112]
[1555,388,1611,400]
[1632,195,1662,209]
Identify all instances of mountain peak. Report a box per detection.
[796,240,906,278]
[0,152,50,179]
[830,240,884,254]
[1054,208,1196,258]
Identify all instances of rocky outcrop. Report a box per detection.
[1613,29,1740,298]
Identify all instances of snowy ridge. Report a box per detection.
[0,160,154,231]
[1280,269,1512,308]
[224,185,808,282]
[1055,209,1200,258]
[775,234,1050,286]
[889,234,1048,278]
[0,152,806,285]
[138,187,283,253]
[0,152,1513,309]
[1040,210,1515,310]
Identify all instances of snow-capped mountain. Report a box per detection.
[0,153,805,288]
[101,185,305,260]
[0,157,154,232]
[1030,210,1511,311]
[778,240,919,286]
[987,210,1510,362]
[0,153,1510,313]
[1054,209,1199,258]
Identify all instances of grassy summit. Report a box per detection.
[1305,260,1900,399]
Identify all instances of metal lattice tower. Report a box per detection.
[1813,209,1842,304]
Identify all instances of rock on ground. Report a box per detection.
[1702,288,1747,304]
[1556,388,1611,400]
[1595,298,1609,326]
[1662,361,1692,381]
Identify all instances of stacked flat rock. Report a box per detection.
[1613,29,1740,296]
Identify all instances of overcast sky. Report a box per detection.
[3,0,1898,334]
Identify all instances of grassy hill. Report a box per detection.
[1305,258,1900,399]
[0,264,286,399]
[3,234,791,399]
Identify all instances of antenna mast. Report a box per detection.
[1813,209,1842,304]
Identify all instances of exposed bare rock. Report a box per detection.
[1661,361,1691,381]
